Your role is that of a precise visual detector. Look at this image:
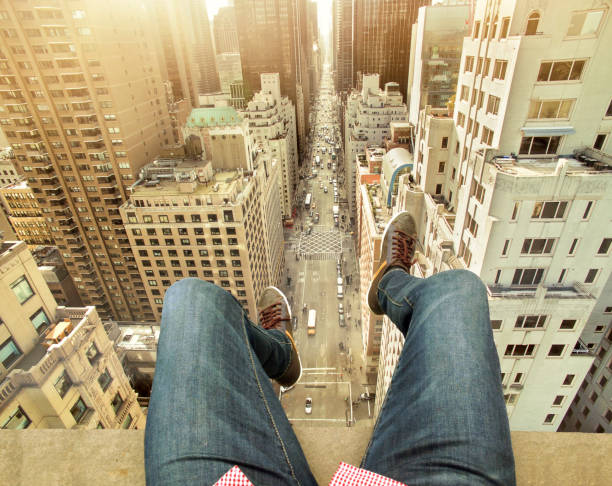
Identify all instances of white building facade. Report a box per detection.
[344,75,409,214]
[242,73,299,219]
[374,0,612,431]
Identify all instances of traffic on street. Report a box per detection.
[279,66,374,428]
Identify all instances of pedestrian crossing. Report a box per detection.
[298,251,340,261]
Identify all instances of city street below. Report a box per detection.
[278,67,375,429]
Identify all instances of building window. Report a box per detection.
[560,319,577,330]
[481,127,494,145]
[544,414,555,424]
[548,344,565,357]
[191,214,201,223]
[537,59,586,82]
[464,56,474,72]
[567,9,606,37]
[597,238,612,255]
[486,95,501,115]
[515,315,547,329]
[460,86,469,102]
[70,396,88,423]
[510,202,519,221]
[54,370,73,398]
[568,238,579,255]
[525,12,540,35]
[1,406,31,429]
[502,240,510,256]
[0,337,22,368]
[585,269,599,284]
[552,395,564,406]
[504,344,536,357]
[563,374,575,386]
[512,268,544,286]
[492,60,508,80]
[10,275,34,304]
[531,201,568,219]
[435,184,442,195]
[500,17,510,39]
[441,136,448,149]
[528,99,574,119]
[520,238,555,255]
[85,342,100,365]
[519,136,561,155]
[593,133,607,150]
[223,210,234,222]
[98,368,112,391]
[473,20,481,38]
[491,319,502,330]
[30,308,50,334]
[111,392,124,414]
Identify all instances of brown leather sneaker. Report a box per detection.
[367,212,418,315]
[257,286,302,388]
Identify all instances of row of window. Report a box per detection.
[128,211,235,224]
[491,316,578,331]
[131,226,237,237]
[503,343,568,358]
[134,237,239,247]
[500,237,611,257]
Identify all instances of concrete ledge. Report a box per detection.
[0,428,610,485]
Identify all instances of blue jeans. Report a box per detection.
[145,270,515,485]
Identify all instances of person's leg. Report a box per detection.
[362,268,515,486]
[145,278,316,486]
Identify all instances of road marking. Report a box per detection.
[302,367,336,371]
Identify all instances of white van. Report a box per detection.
[337,285,343,299]
[337,277,343,286]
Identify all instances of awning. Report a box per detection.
[521,126,575,136]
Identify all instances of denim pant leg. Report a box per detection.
[361,269,515,486]
[145,279,316,486]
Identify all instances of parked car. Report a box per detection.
[305,397,312,414]
[338,303,344,314]
[339,313,345,327]
[360,392,376,401]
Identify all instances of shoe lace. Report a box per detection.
[259,303,290,330]
[391,230,417,267]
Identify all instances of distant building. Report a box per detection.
[217,53,243,95]
[213,6,240,54]
[407,2,471,125]
[120,155,284,321]
[0,149,18,186]
[0,179,53,246]
[0,240,144,430]
[332,0,353,93]
[344,74,409,215]
[352,0,428,100]
[0,0,175,321]
[32,246,83,308]
[234,0,312,151]
[242,74,299,219]
[183,106,253,170]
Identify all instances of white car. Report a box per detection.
[305,397,312,414]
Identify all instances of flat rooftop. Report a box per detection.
[130,168,244,198]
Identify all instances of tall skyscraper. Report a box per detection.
[213,6,240,54]
[149,0,220,102]
[333,0,353,93]
[234,0,312,152]
[0,0,174,321]
[352,0,429,100]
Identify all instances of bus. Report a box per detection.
[307,309,316,335]
[305,193,312,209]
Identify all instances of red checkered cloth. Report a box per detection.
[214,463,407,485]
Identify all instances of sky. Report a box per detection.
[205,0,333,37]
